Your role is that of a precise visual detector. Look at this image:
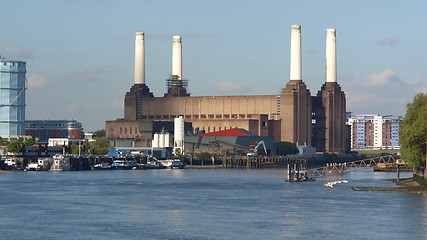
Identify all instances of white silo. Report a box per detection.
[173,116,185,155]
[152,133,159,148]
[159,133,165,148]
[164,133,170,148]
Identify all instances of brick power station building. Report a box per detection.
[106,25,348,154]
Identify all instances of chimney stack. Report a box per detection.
[326,29,337,83]
[290,25,302,81]
[134,32,145,85]
[172,35,182,80]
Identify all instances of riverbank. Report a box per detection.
[352,177,427,195]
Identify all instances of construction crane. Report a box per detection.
[247,141,267,157]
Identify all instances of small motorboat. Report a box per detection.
[323,180,349,188]
[25,163,40,171]
[92,163,112,170]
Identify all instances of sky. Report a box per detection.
[1,0,426,131]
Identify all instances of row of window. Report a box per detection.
[141,114,264,119]
[1,62,25,67]
[110,127,139,135]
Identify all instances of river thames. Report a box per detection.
[0,168,425,240]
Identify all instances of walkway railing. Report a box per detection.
[307,155,400,178]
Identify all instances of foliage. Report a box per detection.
[87,137,112,155]
[70,144,83,155]
[400,93,427,166]
[0,137,9,146]
[276,141,299,155]
[7,138,35,153]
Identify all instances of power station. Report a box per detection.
[106,25,347,154]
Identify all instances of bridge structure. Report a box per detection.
[307,155,401,178]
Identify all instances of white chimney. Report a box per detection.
[134,32,145,85]
[326,29,337,83]
[172,35,182,80]
[290,25,302,81]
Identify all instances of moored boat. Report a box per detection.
[92,163,112,170]
[24,163,40,171]
[112,160,138,170]
[159,159,186,169]
[139,160,166,170]
[50,154,71,171]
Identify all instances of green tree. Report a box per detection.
[88,137,112,155]
[276,141,299,155]
[7,137,36,153]
[400,93,427,166]
[7,139,23,153]
[23,138,35,146]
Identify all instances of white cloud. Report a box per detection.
[2,44,33,59]
[376,35,402,46]
[27,74,49,89]
[345,69,427,116]
[366,69,401,87]
[65,68,104,84]
[215,81,252,93]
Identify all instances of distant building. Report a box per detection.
[347,114,402,150]
[0,57,26,140]
[25,120,84,143]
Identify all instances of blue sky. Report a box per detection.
[1,0,426,131]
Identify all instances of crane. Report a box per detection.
[247,141,267,157]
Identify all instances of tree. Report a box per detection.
[7,139,23,153]
[7,137,36,153]
[400,93,427,166]
[276,141,299,155]
[87,137,112,155]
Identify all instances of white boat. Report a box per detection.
[323,180,349,188]
[50,154,71,171]
[159,159,186,169]
[140,160,166,170]
[92,163,112,170]
[25,162,40,171]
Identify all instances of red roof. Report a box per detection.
[198,128,256,137]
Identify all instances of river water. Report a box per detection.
[0,168,425,240]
